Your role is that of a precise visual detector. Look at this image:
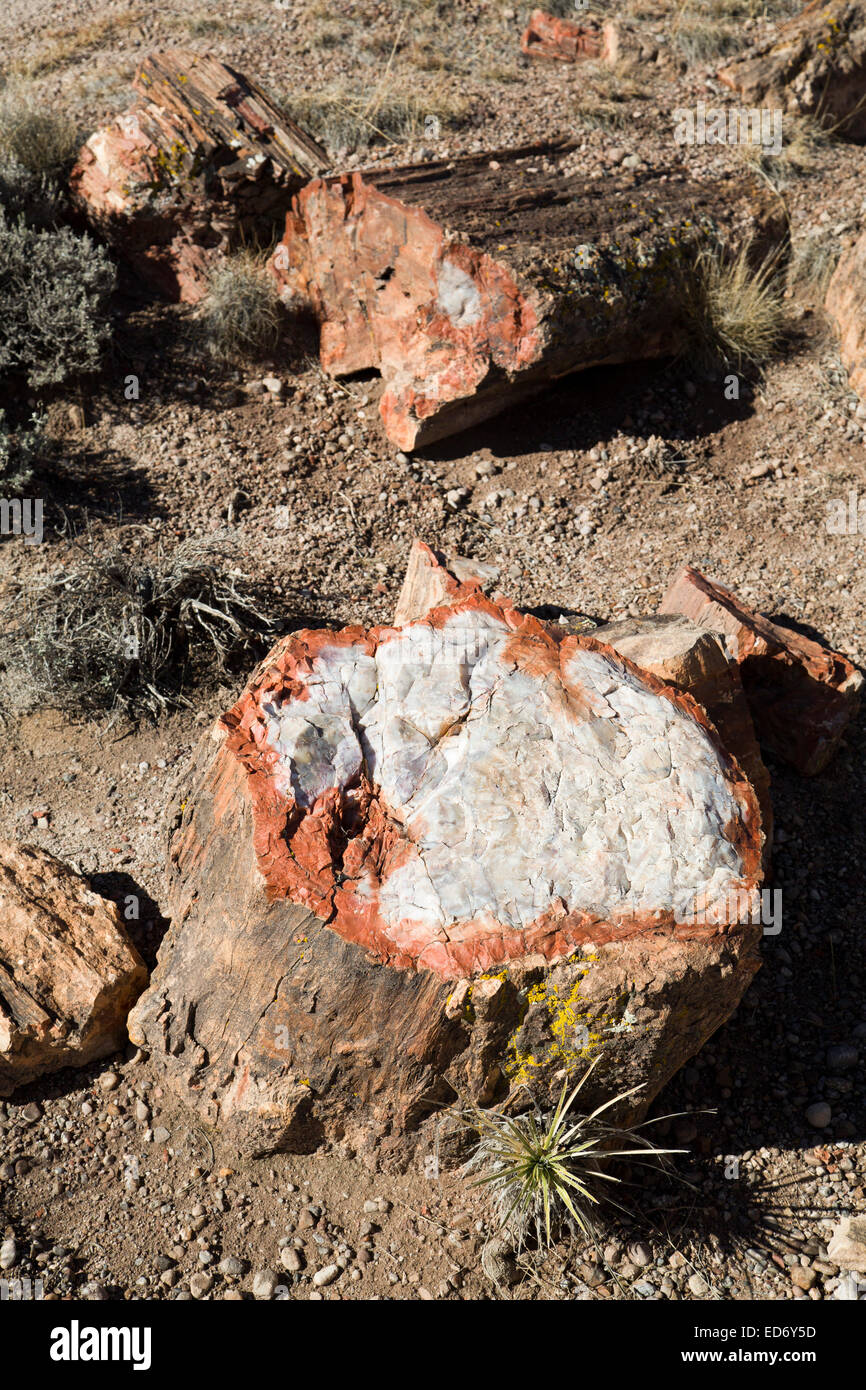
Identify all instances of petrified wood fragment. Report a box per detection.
[826,229,866,403]
[271,150,787,448]
[520,9,654,66]
[0,843,147,1096]
[129,580,764,1166]
[70,51,327,302]
[718,1,866,140]
[660,565,862,776]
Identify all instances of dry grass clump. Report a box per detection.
[575,63,651,130]
[1,531,282,718]
[197,253,283,364]
[681,242,787,371]
[9,8,144,78]
[788,232,842,297]
[285,79,469,152]
[739,112,833,184]
[460,1061,684,1253]
[0,90,80,178]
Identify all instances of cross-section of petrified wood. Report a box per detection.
[270,149,787,448]
[0,843,147,1096]
[129,575,764,1166]
[826,229,866,402]
[718,1,866,140]
[660,565,863,776]
[70,51,327,302]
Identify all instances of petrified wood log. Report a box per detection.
[0,843,147,1096]
[129,575,764,1167]
[70,51,327,302]
[660,565,863,776]
[826,229,866,402]
[718,1,866,140]
[270,149,787,448]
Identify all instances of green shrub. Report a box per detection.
[0,208,115,388]
[0,408,46,491]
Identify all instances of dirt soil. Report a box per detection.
[0,0,865,1301]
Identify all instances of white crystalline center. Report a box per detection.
[260,611,748,932]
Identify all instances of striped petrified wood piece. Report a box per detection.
[70,50,327,302]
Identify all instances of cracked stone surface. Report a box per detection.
[223,591,761,978]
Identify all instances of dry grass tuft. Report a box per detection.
[680,242,788,371]
[0,89,80,177]
[1,530,283,719]
[197,253,283,364]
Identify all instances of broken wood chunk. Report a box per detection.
[718,1,866,141]
[392,539,501,626]
[0,843,147,1096]
[129,574,764,1164]
[520,9,653,66]
[659,565,862,776]
[70,50,327,302]
[521,9,606,62]
[826,228,866,403]
[271,151,787,448]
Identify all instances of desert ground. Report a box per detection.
[0,0,864,1305]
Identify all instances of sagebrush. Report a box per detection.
[0,209,115,387]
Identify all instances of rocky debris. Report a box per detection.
[70,50,327,302]
[827,1216,866,1271]
[718,1,866,140]
[592,614,773,851]
[660,565,862,776]
[520,9,654,66]
[270,151,787,449]
[128,545,764,1166]
[826,229,866,403]
[0,842,147,1097]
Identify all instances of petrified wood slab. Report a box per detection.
[129,578,764,1167]
[660,565,862,776]
[718,0,866,140]
[71,50,327,302]
[271,150,787,448]
[826,229,866,402]
[0,843,147,1096]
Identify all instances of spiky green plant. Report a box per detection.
[462,1059,685,1251]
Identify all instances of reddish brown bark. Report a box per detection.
[271,153,787,448]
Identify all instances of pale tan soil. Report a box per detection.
[0,0,864,1301]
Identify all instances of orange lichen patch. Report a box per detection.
[219,590,764,982]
